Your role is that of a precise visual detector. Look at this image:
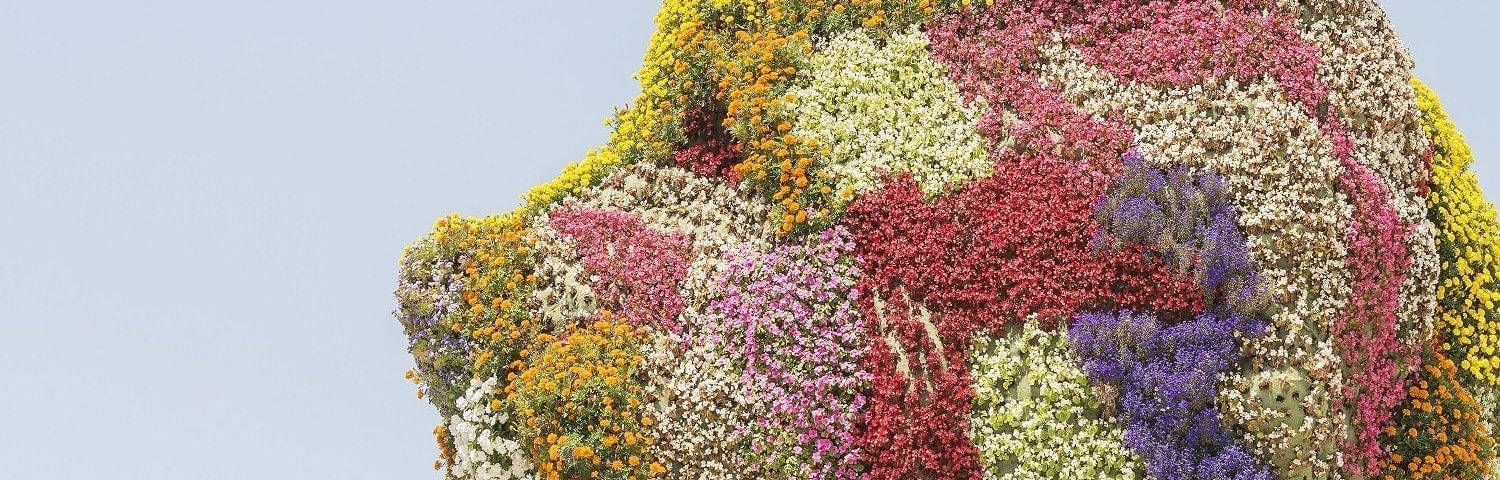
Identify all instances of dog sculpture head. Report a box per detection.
[394,2,1497,479]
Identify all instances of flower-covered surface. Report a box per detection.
[711,227,870,479]
[786,28,991,209]
[392,1,1500,479]
[1415,79,1500,387]
[1073,156,1272,480]
[969,319,1142,480]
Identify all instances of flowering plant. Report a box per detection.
[508,315,665,479]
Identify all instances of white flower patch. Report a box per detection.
[1032,40,1352,477]
[527,219,597,331]
[1291,0,1439,356]
[447,377,535,480]
[639,320,760,480]
[787,28,992,209]
[969,320,1141,480]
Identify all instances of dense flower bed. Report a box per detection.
[712,227,870,478]
[1414,79,1500,387]
[969,319,1142,479]
[393,1,1499,479]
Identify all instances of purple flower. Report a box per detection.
[1071,310,1270,480]
[1076,153,1273,480]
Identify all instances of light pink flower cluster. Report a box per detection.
[712,227,870,480]
[1072,0,1326,113]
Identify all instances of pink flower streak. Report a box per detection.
[1070,0,1327,114]
[1328,122,1416,475]
[548,205,692,333]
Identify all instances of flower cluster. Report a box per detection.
[636,322,756,479]
[854,290,982,480]
[1382,349,1496,480]
[711,227,870,479]
[1071,309,1272,480]
[1093,153,1265,315]
[840,149,1199,478]
[448,377,534,480]
[630,0,976,235]
[1074,309,1272,480]
[545,206,692,333]
[527,162,774,333]
[1333,141,1417,476]
[1079,157,1273,480]
[672,106,739,180]
[394,212,540,473]
[1033,48,1356,475]
[1002,1,1441,474]
[1414,79,1500,386]
[508,315,665,479]
[969,319,1142,480]
[390,1,1500,479]
[395,226,472,416]
[1472,384,1500,477]
[523,147,625,217]
[787,28,990,211]
[842,159,1203,331]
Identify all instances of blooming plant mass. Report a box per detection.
[393,1,1500,479]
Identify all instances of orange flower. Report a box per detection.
[572,445,594,459]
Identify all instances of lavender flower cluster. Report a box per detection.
[1092,152,1264,315]
[1071,309,1269,480]
[394,236,474,415]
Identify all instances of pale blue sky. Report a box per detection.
[0,2,1492,479]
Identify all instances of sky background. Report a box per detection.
[0,2,1494,479]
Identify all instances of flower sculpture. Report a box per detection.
[392,2,1500,479]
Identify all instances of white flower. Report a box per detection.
[446,377,535,480]
[968,319,1140,480]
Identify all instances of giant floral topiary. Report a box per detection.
[393,1,1499,479]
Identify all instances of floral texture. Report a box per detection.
[711,227,869,479]
[545,205,692,333]
[1415,79,1500,387]
[1077,157,1272,480]
[394,212,540,473]
[1382,349,1496,480]
[448,377,535,480]
[508,315,666,480]
[1092,153,1265,315]
[391,2,1497,479]
[787,28,990,211]
[1071,309,1273,480]
[969,319,1142,480]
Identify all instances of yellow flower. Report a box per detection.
[1415,78,1500,387]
